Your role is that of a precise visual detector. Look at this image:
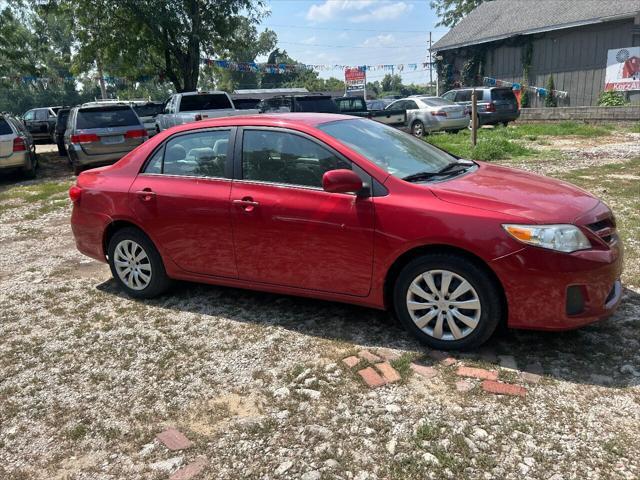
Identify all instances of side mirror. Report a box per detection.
[322,169,363,194]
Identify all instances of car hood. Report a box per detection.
[430,162,600,223]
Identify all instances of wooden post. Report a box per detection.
[471,89,478,146]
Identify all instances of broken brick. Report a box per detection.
[170,456,207,480]
[342,356,361,368]
[482,380,527,397]
[456,366,498,381]
[410,363,438,379]
[358,350,383,363]
[357,367,387,388]
[156,428,193,451]
[375,362,401,383]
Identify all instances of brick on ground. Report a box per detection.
[456,366,498,381]
[375,362,401,383]
[455,380,475,392]
[342,356,361,368]
[170,456,207,480]
[410,363,438,379]
[358,350,383,363]
[156,428,193,451]
[377,348,401,361]
[428,350,457,366]
[520,371,542,384]
[482,380,527,397]
[358,366,387,388]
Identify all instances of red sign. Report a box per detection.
[345,67,366,92]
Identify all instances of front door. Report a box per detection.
[130,128,237,278]
[230,128,375,296]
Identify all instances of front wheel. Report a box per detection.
[411,120,425,137]
[107,227,171,299]
[393,253,502,350]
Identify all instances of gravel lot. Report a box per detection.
[1,132,639,480]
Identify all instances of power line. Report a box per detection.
[278,40,428,49]
[262,23,447,34]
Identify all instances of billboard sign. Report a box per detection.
[605,47,640,91]
[345,67,366,94]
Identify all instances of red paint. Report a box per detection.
[70,113,623,332]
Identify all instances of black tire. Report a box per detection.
[393,253,502,350]
[23,152,37,179]
[411,120,425,137]
[502,121,509,127]
[107,227,171,299]
[57,141,67,157]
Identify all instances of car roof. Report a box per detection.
[171,112,355,131]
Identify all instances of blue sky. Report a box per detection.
[258,0,448,84]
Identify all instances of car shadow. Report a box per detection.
[95,278,640,389]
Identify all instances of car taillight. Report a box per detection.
[71,133,99,144]
[486,102,496,112]
[124,129,147,139]
[69,185,82,202]
[13,137,27,152]
[431,111,447,117]
[194,114,202,121]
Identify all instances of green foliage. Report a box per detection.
[544,74,557,107]
[430,0,491,27]
[520,88,530,108]
[597,90,628,107]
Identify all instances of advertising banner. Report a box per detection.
[605,47,640,91]
[345,67,366,94]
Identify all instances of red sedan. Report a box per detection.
[69,113,623,349]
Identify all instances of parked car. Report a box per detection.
[441,87,520,126]
[65,103,148,175]
[0,113,38,177]
[21,107,58,142]
[258,94,339,114]
[388,96,469,136]
[334,96,369,117]
[54,107,71,157]
[69,113,622,350]
[130,101,164,138]
[155,91,251,132]
[231,96,262,110]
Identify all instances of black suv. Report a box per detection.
[258,94,338,114]
[21,106,61,142]
[441,87,519,126]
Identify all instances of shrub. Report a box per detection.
[520,88,530,108]
[597,90,628,107]
[471,137,530,161]
[544,74,557,107]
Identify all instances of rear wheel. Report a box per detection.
[411,120,425,137]
[23,152,37,179]
[393,253,502,350]
[107,227,171,299]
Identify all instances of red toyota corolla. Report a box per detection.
[69,113,623,349]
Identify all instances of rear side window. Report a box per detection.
[35,109,48,121]
[335,97,366,112]
[242,130,350,188]
[233,98,260,110]
[295,97,338,113]
[0,118,13,135]
[144,130,231,178]
[76,106,139,129]
[133,104,163,117]
[492,88,517,101]
[179,94,232,112]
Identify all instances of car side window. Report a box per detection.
[35,109,48,121]
[456,91,471,102]
[387,100,404,110]
[23,111,35,121]
[242,130,351,188]
[405,100,418,110]
[442,91,455,102]
[144,130,231,178]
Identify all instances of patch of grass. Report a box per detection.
[414,421,440,443]
[66,423,88,441]
[629,121,640,134]
[510,121,613,138]
[426,128,536,161]
[390,352,416,381]
[0,180,71,203]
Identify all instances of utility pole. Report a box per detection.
[471,89,478,146]
[429,32,433,94]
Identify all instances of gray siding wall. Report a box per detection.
[481,19,635,106]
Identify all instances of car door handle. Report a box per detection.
[233,198,259,212]
[136,189,156,201]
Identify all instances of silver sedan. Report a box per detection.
[388,96,470,137]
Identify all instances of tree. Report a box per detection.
[381,74,403,93]
[430,0,491,28]
[544,74,557,107]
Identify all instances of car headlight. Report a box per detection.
[502,224,591,253]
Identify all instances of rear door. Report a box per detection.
[373,100,406,125]
[129,128,237,277]
[491,88,519,112]
[74,106,145,156]
[229,127,374,296]
[0,117,16,158]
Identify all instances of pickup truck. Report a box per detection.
[333,95,406,126]
[155,91,254,132]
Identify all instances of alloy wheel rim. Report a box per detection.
[406,269,481,341]
[113,239,152,290]
[413,123,424,136]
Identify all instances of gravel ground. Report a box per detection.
[1,136,639,480]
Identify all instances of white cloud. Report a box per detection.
[351,2,413,22]
[361,33,396,47]
[301,36,317,44]
[306,0,412,23]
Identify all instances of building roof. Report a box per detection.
[432,0,640,51]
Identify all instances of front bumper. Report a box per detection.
[491,240,624,331]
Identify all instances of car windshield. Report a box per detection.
[133,103,163,117]
[318,118,456,178]
[76,106,139,129]
[233,98,261,110]
[179,94,232,112]
[422,97,455,107]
